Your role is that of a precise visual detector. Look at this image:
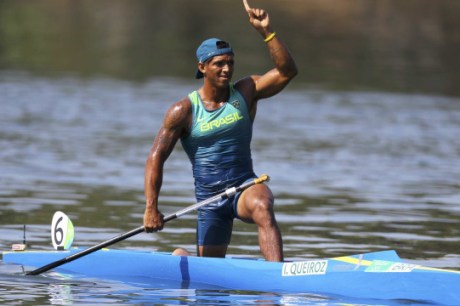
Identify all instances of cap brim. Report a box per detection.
[195,69,204,79]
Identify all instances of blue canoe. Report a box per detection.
[2,248,460,305]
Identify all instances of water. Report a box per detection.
[1,72,460,304]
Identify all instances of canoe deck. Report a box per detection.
[2,248,460,305]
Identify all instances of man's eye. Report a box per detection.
[216,61,233,67]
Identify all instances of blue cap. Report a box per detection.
[195,38,234,79]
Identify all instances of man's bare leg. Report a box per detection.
[198,245,228,258]
[237,184,284,261]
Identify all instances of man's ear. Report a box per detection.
[198,62,206,75]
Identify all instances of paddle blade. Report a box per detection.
[51,211,74,250]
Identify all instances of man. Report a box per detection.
[144,2,297,262]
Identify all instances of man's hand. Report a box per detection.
[243,0,272,36]
[143,206,165,232]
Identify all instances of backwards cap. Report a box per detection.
[195,38,234,79]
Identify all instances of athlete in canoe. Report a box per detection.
[143,0,297,261]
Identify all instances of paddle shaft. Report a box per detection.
[27,174,269,275]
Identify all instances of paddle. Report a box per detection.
[27,174,269,275]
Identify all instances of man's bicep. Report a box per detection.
[253,69,291,100]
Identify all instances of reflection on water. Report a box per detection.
[1,73,460,304]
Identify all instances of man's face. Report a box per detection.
[201,54,234,87]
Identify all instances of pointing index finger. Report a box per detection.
[243,0,251,12]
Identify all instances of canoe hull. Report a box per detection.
[3,248,460,305]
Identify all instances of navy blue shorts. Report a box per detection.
[196,176,256,246]
[196,196,238,246]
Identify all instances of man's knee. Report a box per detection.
[249,195,276,226]
[252,195,273,213]
[239,185,274,218]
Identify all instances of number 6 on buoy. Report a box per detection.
[51,211,74,250]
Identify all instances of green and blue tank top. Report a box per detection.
[180,85,255,203]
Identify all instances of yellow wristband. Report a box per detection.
[264,32,276,43]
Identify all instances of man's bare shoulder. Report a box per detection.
[235,76,258,104]
[167,97,191,116]
[163,96,192,131]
